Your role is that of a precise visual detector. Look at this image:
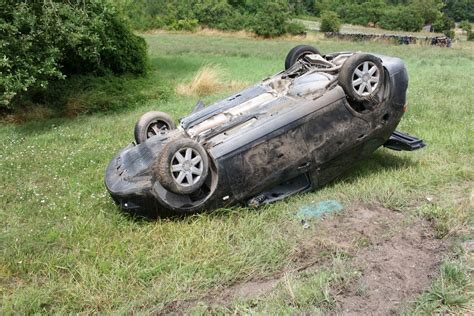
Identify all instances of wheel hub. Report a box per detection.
[170,147,204,187]
[352,61,380,96]
[182,160,192,171]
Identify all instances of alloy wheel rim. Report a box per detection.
[170,147,203,187]
[352,61,380,96]
[147,121,168,138]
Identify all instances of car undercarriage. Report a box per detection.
[105,45,425,217]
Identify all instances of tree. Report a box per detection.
[378,6,424,31]
[409,0,444,24]
[445,0,474,22]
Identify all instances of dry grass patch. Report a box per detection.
[197,27,255,39]
[176,65,248,97]
[144,27,256,39]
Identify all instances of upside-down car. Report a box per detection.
[105,45,425,216]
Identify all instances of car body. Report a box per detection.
[105,46,425,216]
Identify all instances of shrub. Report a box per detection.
[468,31,474,41]
[193,0,233,28]
[285,21,307,35]
[443,29,455,39]
[169,18,199,31]
[459,20,472,32]
[320,11,341,33]
[433,14,455,33]
[251,0,291,37]
[1,0,148,108]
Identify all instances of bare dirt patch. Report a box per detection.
[158,205,448,314]
[333,209,447,315]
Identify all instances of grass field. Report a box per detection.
[1,32,473,314]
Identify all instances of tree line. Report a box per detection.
[1,0,472,111]
[116,0,472,34]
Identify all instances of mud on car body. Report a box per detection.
[105,45,425,216]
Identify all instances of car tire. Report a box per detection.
[285,45,321,70]
[134,111,176,144]
[338,53,385,102]
[153,138,209,195]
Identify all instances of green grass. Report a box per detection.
[1,32,473,313]
[406,257,473,315]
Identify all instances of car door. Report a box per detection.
[225,125,311,200]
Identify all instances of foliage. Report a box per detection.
[443,29,455,39]
[0,2,63,107]
[303,0,462,35]
[378,6,424,32]
[114,0,465,37]
[432,14,455,33]
[459,20,472,32]
[444,0,474,22]
[169,18,199,31]
[251,0,291,37]
[0,0,148,108]
[285,21,307,35]
[115,0,296,36]
[320,11,341,32]
[408,0,443,24]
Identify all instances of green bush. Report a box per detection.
[169,18,199,31]
[251,0,291,37]
[443,29,455,38]
[432,14,455,33]
[378,6,424,32]
[1,0,148,108]
[193,0,233,28]
[468,31,474,41]
[320,11,341,33]
[459,20,472,32]
[285,21,306,35]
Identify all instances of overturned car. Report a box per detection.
[105,45,425,216]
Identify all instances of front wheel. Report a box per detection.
[153,138,209,195]
[338,53,385,102]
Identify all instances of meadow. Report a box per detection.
[1,32,473,313]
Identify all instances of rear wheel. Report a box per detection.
[153,138,209,195]
[134,111,176,144]
[284,45,321,70]
[338,53,384,102]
